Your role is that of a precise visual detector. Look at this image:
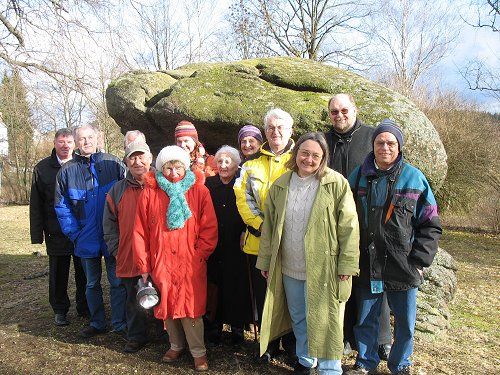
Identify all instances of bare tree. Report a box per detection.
[183,0,221,63]
[129,0,185,70]
[0,0,111,79]
[370,0,459,97]
[226,0,372,66]
[460,1,499,102]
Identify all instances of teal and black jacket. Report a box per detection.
[348,152,442,291]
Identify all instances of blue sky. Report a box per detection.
[438,21,499,113]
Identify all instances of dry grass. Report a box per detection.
[0,205,498,374]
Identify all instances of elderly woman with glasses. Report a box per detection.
[133,146,218,372]
[204,146,251,347]
[256,132,360,375]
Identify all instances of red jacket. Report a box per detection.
[133,170,218,320]
[103,171,145,277]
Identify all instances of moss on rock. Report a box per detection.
[106,57,447,189]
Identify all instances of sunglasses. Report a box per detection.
[330,107,353,116]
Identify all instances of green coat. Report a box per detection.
[256,168,360,360]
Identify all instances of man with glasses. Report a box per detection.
[234,108,296,366]
[324,94,393,361]
[345,120,441,375]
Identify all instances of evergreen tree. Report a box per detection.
[0,69,36,203]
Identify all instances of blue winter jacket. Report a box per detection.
[54,150,125,258]
[348,152,442,291]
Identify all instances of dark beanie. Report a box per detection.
[372,118,404,151]
[238,124,264,144]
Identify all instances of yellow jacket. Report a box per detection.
[234,140,294,255]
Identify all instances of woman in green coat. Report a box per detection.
[256,132,360,375]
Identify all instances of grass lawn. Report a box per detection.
[0,205,498,374]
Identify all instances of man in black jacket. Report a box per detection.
[30,128,88,326]
[324,94,392,360]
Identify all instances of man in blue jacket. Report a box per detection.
[346,119,442,375]
[55,124,127,339]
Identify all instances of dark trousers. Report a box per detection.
[344,289,392,347]
[122,276,148,343]
[48,254,87,315]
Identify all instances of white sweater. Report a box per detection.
[281,172,319,280]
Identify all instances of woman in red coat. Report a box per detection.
[133,145,218,372]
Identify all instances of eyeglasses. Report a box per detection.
[330,107,352,116]
[265,125,291,133]
[298,149,323,162]
[374,141,398,149]
[163,165,185,174]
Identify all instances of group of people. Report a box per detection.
[29,93,442,375]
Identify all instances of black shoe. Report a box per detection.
[54,313,70,326]
[231,328,244,346]
[378,343,391,361]
[123,340,147,353]
[258,351,272,364]
[79,326,107,338]
[293,361,312,374]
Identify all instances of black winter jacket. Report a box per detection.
[30,149,74,255]
[324,119,374,178]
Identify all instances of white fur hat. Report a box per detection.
[156,145,191,171]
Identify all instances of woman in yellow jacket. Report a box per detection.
[234,108,296,362]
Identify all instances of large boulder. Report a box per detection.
[106,57,447,189]
[416,247,458,335]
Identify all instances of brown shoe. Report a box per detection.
[161,348,184,363]
[194,355,208,371]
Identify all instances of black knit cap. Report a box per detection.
[371,118,404,151]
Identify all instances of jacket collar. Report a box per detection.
[260,139,295,158]
[361,151,403,177]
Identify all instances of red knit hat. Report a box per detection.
[175,120,199,142]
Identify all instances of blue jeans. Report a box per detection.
[80,256,127,331]
[354,287,417,373]
[282,275,342,375]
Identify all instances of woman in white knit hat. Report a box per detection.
[133,145,218,372]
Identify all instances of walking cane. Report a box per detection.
[245,254,259,342]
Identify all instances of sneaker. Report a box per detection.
[394,366,412,375]
[54,313,70,326]
[344,364,377,375]
[79,326,107,338]
[378,343,391,361]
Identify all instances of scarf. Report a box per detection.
[156,170,196,229]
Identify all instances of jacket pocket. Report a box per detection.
[385,196,415,252]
